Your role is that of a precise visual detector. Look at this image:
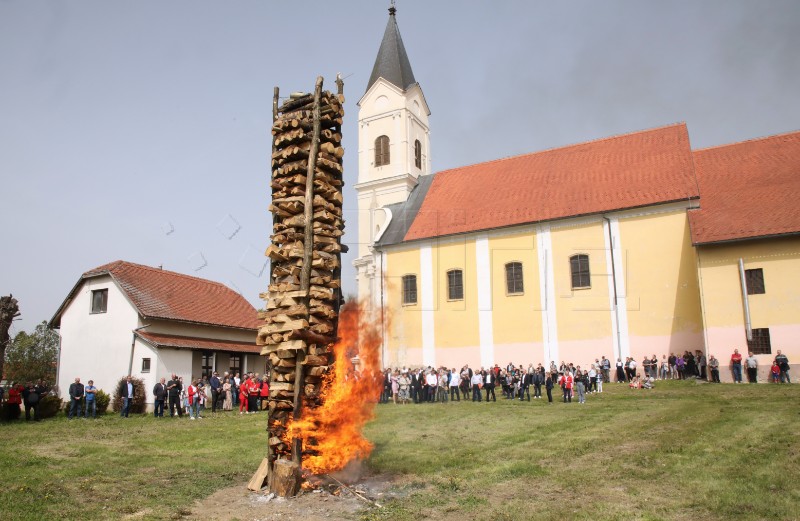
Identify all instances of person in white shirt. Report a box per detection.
[425,370,438,402]
[470,371,483,402]
[449,368,461,401]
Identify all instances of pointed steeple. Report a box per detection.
[366,5,417,92]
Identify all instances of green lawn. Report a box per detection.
[0,381,797,520]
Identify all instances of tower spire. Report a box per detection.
[366,2,416,92]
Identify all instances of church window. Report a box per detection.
[375,135,390,166]
[414,139,422,169]
[505,262,524,295]
[229,355,241,375]
[402,275,417,305]
[745,268,765,295]
[141,358,151,373]
[747,328,771,355]
[447,269,464,301]
[91,289,108,313]
[570,254,591,289]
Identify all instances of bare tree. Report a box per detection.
[0,295,21,381]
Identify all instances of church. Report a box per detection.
[354,8,800,379]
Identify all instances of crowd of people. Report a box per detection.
[1,349,791,420]
[0,379,52,421]
[378,349,792,405]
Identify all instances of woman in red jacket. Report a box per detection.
[5,383,22,420]
[239,376,250,414]
[259,379,270,411]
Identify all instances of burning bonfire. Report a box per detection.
[252,76,382,497]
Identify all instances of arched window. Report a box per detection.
[447,269,464,301]
[570,254,591,289]
[414,139,422,169]
[505,262,524,295]
[402,274,417,305]
[375,135,390,166]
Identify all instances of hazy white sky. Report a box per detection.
[1,0,798,334]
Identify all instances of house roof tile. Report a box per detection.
[689,131,800,245]
[404,123,698,241]
[52,260,260,330]
[136,331,261,354]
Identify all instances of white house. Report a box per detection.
[50,260,264,405]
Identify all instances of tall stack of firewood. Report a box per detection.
[254,76,346,496]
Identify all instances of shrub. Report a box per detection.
[39,395,62,419]
[111,376,147,414]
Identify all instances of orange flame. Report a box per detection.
[285,301,383,475]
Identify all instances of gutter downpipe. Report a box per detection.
[738,258,753,341]
[603,216,622,361]
[129,324,150,376]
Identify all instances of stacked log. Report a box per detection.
[256,76,346,495]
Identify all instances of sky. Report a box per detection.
[1,0,799,335]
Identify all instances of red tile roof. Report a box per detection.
[136,331,261,354]
[76,260,260,330]
[689,131,800,245]
[404,123,699,241]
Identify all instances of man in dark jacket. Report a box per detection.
[166,374,183,417]
[152,377,167,418]
[119,376,135,418]
[68,377,85,419]
[22,382,41,421]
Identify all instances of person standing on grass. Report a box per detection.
[470,370,483,402]
[616,358,626,382]
[223,377,232,411]
[697,351,707,380]
[119,376,135,418]
[238,375,249,414]
[731,349,744,383]
[588,365,597,394]
[68,377,84,419]
[484,368,496,402]
[675,354,685,380]
[601,356,611,383]
[520,370,532,401]
[660,355,669,380]
[668,353,677,379]
[575,371,586,404]
[248,375,260,413]
[84,380,97,419]
[558,372,573,403]
[544,373,554,403]
[167,373,183,417]
[708,355,720,383]
[398,370,411,404]
[209,371,221,414]
[448,368,460,402]
[259,378,270,410]
[153,377,167,418]
[22,382,40,421]
[745,352,758,383]
[774,350,790,383]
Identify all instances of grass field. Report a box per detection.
[0,380,797,520]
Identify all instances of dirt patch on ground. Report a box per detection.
[181,473,398,521]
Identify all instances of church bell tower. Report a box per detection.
[354,4,431,309]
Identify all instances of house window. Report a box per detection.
[375,135,390,166]
[570,254,591,289]
[230,355,241,375]
[414,139,422,169]
[91,289,108,313]
[402,275,418,305]
[447,269,464,301]
[747,328,771,355]
[201,352,213,379]
[141,358,151,373]
[745,268,765,295]
[505,262,524,295]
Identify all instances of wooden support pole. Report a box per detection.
[292,75,324,467]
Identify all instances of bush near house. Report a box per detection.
[38,395,62,419]
[111,376,147,414]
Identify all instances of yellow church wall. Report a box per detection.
[488,230,543,364]
[697,236,800,380]
[488,231,541,343]
[433,238,480,354]
[619,211,705,359]
[383,245,423,367]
